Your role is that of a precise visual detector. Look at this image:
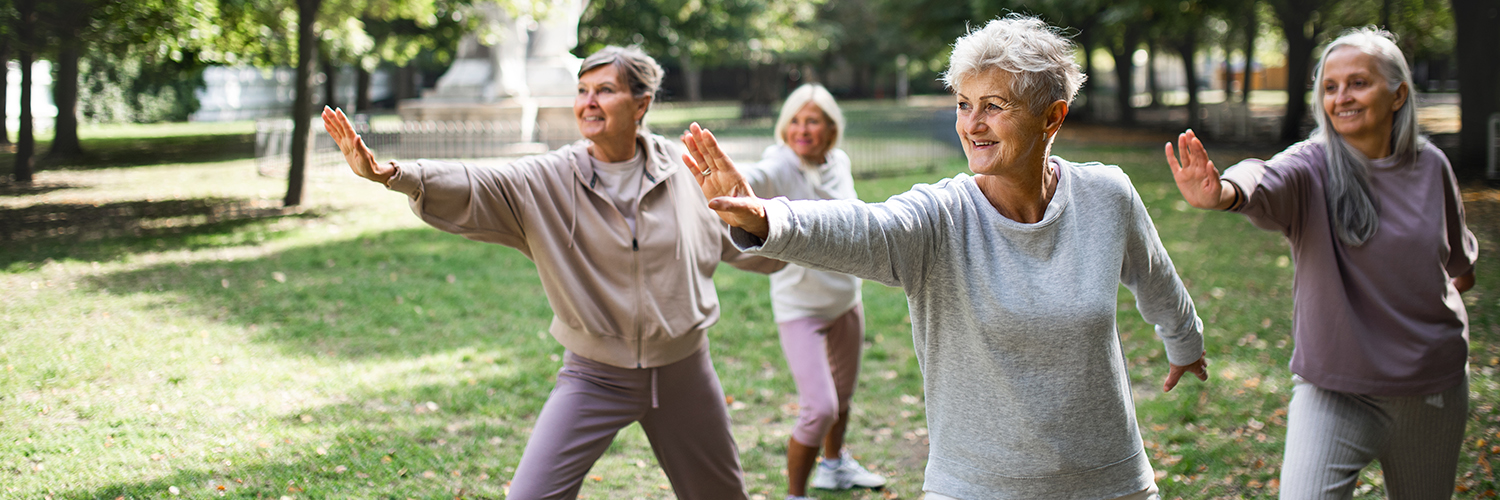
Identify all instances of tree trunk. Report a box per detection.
[0,37,11,146]
[396,62,418,101]
[285,0,323,207]
[322,53,339,111]
[1241,3,1257,104]
[12,0,35,183]
[1146,43,1162,108]
[47,38,85,160]
[1451,0,1500,181]
[355,65,372,112]
[1111,26,1142,125]
[677,51,702,102]
[1177,32,1203,132]
[1271,0,1322,143]
[1075,20,1097,121]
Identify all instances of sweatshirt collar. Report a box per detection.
[572,130,680,192]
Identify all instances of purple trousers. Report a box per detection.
[506,346,748,500]
[778,305,865,447]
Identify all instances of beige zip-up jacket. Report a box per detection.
[385,131,783,368]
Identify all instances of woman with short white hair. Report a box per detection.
[684,15,1208,500]
[739,83,885,499]
[1168,27,1477,499]
[323,45,783,500]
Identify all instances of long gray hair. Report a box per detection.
[1310,27,1422,246]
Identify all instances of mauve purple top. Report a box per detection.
[1222,140,1477,396]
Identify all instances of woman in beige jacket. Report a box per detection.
[323,45,781,500]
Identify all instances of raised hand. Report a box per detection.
[1164,129,1232,210]
[1162,352,1209,392]
[681,122,770,238]
[322,106,396,184]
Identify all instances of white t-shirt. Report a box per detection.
[589,148,647,233]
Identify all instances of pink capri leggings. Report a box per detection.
[778,305,865,447]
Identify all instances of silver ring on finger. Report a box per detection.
[701,167,711,176]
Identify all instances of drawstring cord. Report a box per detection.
[650,367,659,409]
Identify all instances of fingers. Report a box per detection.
[1162,369,1184,393]
[1165,142,1182,172]
[682,123,711,174]
[682,152,705,184]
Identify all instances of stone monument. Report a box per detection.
[398,0,586,147]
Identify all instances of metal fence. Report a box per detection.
[255,111,961,180]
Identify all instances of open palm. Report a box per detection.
[681,123,770,237]
[321,106,395,184]
[1164,129,1226,210]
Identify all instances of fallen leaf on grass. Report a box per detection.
[422,470,437,478]
[334,465,348,473]
[589,475,603,481]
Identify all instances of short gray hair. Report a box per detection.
[942,14,1086,115]
[773,83,845,152]
[579,45,664,119]
[1310,26,1422,246]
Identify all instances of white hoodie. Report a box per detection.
[740,144,862,321]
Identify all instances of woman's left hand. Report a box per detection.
[1454,270,1476,294]
[681,123,771,237]
[1163,353,1209,392]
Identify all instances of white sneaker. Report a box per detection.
[809,452,887,490]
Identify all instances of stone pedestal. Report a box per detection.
[398,0,585,148]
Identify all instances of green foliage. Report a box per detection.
[77,50,207,124]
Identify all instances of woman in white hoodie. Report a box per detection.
[738,84,886,500]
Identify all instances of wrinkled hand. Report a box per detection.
[322,106,395,184]
[1163,352,1209,392]
[681,122,770,238]
[1164,129,1230,210]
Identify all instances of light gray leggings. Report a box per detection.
[1280,375,1468,500]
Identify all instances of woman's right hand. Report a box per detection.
[1165,129,1234,210]
[322,106,396,184]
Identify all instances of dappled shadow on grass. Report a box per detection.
[0,197,306,271]
[85,227,557,361]
[48,376,554,499]
[0,179,81,197]
[0,133,254,174]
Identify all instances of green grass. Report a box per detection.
[2,120,1499,499]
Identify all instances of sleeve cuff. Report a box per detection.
[1159,315,1205,366]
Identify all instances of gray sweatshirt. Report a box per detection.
[732,157,1204,499]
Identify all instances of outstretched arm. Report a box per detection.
[1165,129,1237,211]
[322,106,396,184]
[681,122,771,238]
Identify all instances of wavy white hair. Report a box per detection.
[1310,27,1422,246]
[942,14,1086,115]
[773,83,845,153]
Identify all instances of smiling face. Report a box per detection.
[953,69,1053,177]
[574,64,649,147]
[783,103,835,164]
[1320,47,1407,158]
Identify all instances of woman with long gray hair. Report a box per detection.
[1166,27,1477,498]
[322,45,782,499]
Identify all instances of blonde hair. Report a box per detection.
[773,83,845,153]
[942,14,1086,114]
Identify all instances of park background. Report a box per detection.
[2,0,1500,498]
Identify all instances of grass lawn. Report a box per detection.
[2,120,1499,499]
